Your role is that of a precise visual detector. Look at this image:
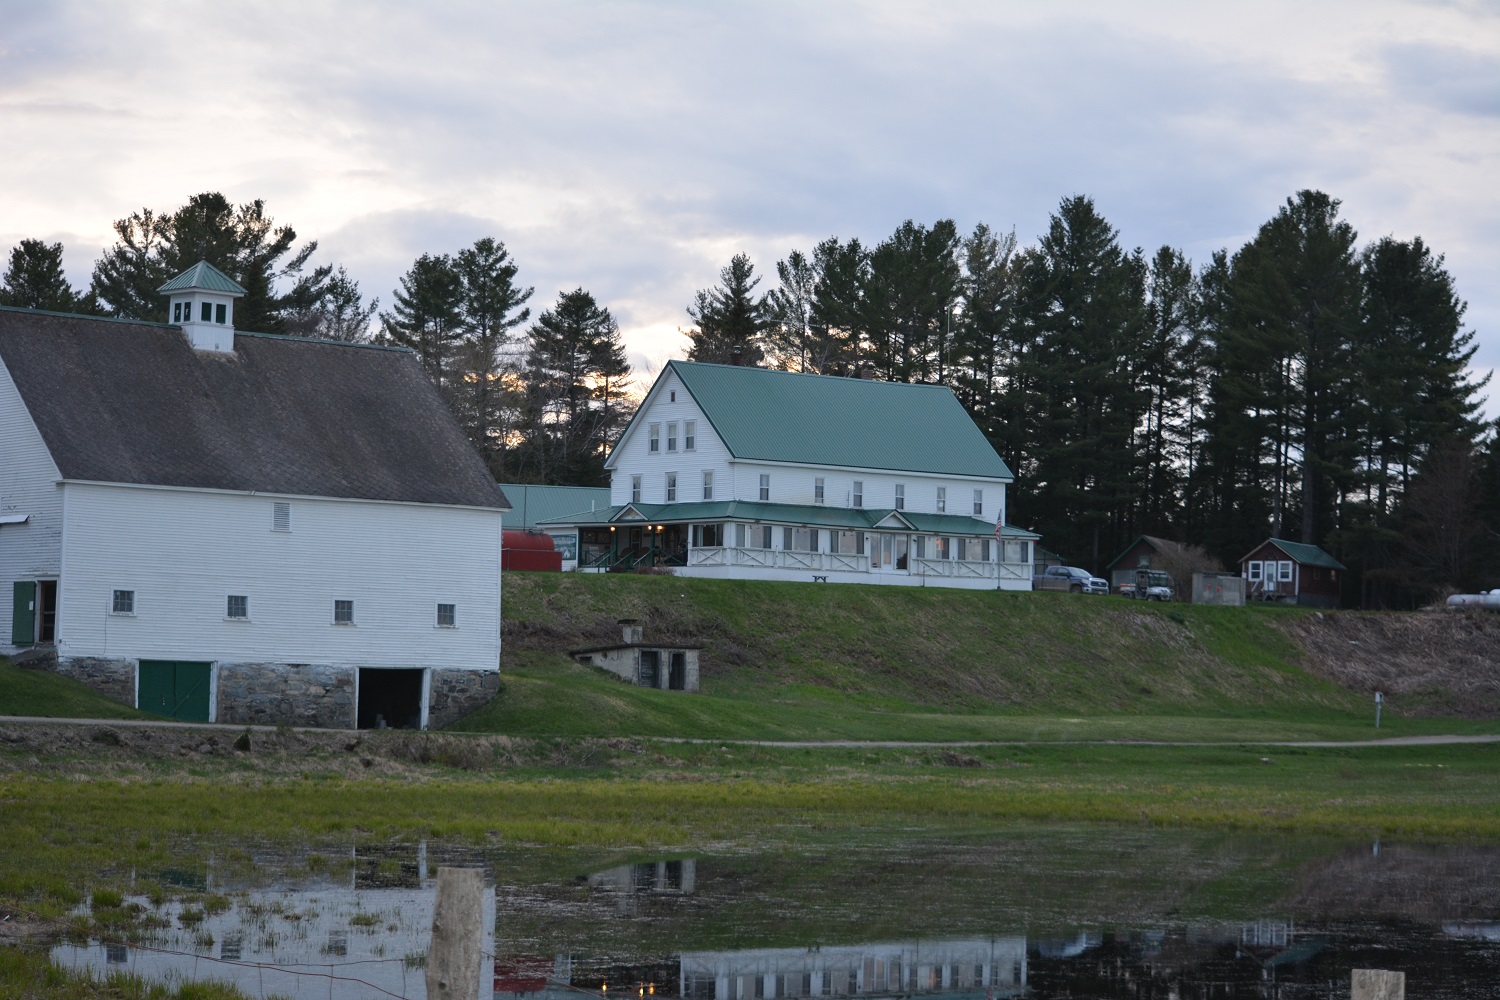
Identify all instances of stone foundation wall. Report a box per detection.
[216,663,356,730]
[55,657,136,707]
[428,668,501,729]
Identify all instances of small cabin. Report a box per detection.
[570,619,701,692]
[1105,535,1180,590]
[1240,538,1345,609]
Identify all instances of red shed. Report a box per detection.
[502,530,562,572]
[1240,538,1344,608]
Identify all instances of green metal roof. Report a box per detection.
[1254,538,1346,570]
[497,483,611,530]
[637,361,1012,480]
[156,260,248,296]
[539,500,1039,538]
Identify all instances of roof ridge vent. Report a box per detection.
[157,260,246,353]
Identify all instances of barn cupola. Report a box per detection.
[157,261,247,353]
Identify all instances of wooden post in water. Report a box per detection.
[1352,969,1404,1000]
[427,866,484,1000]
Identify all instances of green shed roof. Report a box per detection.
[498,483,612,530]
[1251,538,1347,571]
[624,361,1013,480]
[157,261,247,296]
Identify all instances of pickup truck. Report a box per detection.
[1033,565,1110,594]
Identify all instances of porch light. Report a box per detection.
[609,526,616,532]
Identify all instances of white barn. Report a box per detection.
[0,262,508,729]
[540,361,1037,589]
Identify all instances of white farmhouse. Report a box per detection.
[540,361,1037,588]
[0,262,508,729]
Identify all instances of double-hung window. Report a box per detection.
[666,473,677,502]
[972,489,983,516]
[631,475,642,503]
[936,487,946,513]
[759,473,770,502]
[649,424,660,453]
[894,484,905,511]
[814,477,825,504]
[852,480,863,508]
[702,470,714,501]
[666,422,678,452]
[684,421,696,451]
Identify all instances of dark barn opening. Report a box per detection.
[357,668,424,729]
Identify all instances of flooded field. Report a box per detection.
[35,829,1500,999]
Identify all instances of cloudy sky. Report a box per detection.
[3,1,1497,412]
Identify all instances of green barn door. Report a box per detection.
[138,661,212,722]
[11,581,36,645]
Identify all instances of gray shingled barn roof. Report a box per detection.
[0,308,508,510]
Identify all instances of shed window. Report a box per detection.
[111,589,135,615]
[666,472,677,502]
[684,420,695,451]
[333,599,354,624]
[649,424,660,452]
[759,473,770,502]
[436,603,456,627]
[226,595,248,619]
[272,502,291,532]
[936,487,946,513]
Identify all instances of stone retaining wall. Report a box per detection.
[428,668,501,729]
[54,657,136,707]
[216,663,356,730]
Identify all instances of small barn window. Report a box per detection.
[436,603,456,627]
[272,502,291,532]
[333,599,354,624]
[111,590,135,615]
[226,595,248,619]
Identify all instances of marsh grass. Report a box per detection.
[0,947,260,999]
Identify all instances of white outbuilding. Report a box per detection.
[539,360,1038,588]
[0,262,508,729]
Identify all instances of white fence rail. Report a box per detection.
[687,546,1032,580]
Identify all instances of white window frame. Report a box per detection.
[1278,560,1294,582]
[852,480,863,508]
[1247,561,1263,581]
[759,473,770,502]
[814,477,825,505]
[702,470,713,501]
[648,424,660,453]
[666,472,677,502]
[894,484,905,511]
[436,603,457,628]
[936,487,946,513]
[667,422,678,452]
[272,501,291,532]
[111,589,135,615]
[684,420,696,451]
[631,475,642,503]
[226,594,249,620]
[972,489,983,516]
[333,599,355,625]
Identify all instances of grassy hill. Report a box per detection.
[461,573,1500,740]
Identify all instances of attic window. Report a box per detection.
[272,502,291,532]
[670,390,676,402]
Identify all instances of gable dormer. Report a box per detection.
[157,261,247,353]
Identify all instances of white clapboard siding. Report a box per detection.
[57,483,502,671]
[610,367,735,505]
[729,462,1005,521]
[0,355,64,650]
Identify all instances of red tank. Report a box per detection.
[502,530,563,572]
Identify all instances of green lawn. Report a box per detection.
[0,661,150,720]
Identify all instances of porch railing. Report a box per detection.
[685,546,1032,580]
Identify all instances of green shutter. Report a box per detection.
[11,582,36,645]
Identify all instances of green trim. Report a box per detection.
[1247,538,1346,571]
[156,260,247,296]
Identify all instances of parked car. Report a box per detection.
[1034,565,1110,594]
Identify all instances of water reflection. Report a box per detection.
[41,836,1500,1000]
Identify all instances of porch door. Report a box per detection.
[873,535,909,573]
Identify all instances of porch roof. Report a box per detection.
[539,501,1041,538]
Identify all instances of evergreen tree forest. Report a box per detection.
[8,188,1495,603]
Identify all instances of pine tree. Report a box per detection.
[453,238,533,476]
[951,224,1026,474]
[1135,246,1200,536]
[863,220,962,383]
[684,253,770,365]
[282,266,378,341]
[378,253,464,393]
[521,289,633,485]
[1,239,82,312]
